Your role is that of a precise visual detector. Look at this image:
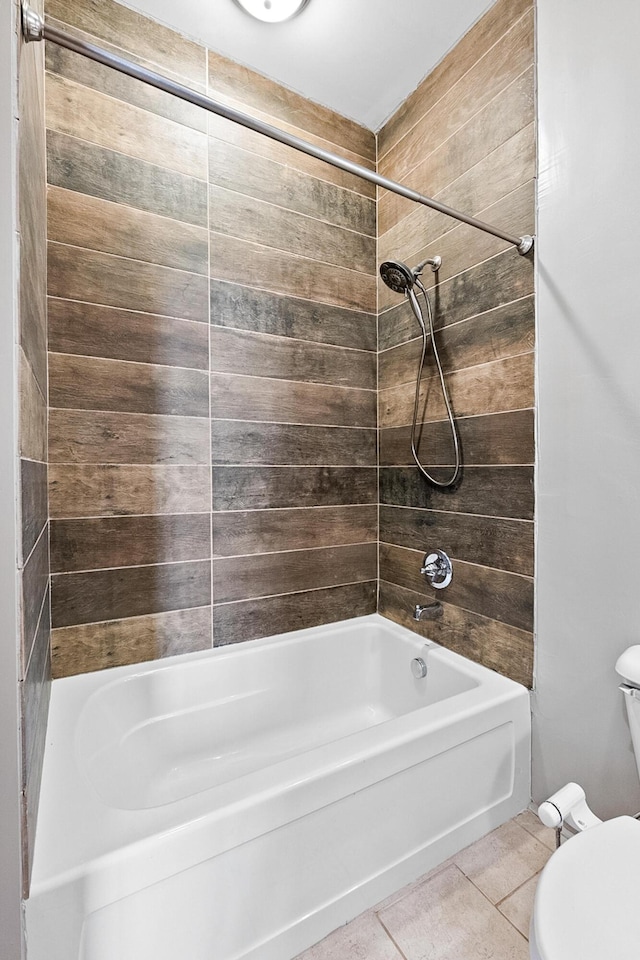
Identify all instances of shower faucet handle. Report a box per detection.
[420,549,453,589]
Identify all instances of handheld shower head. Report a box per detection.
[380,257,442,295]
[379,252,460,489]
[379,260,415,295]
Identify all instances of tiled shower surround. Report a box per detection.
[45,0,378,675]
[42,0,534,685]
[377,0,535,686]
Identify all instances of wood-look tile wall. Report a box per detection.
[377,0,536,687]
[18,0,50,889]
[46,0,377,677]
[45,0,535,687]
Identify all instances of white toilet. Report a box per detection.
[530,645,640,960]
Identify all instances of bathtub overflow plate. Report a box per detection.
[411,657,428,679]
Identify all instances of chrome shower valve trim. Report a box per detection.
[421,549,453,589]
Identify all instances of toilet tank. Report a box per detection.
[616,646,640,784]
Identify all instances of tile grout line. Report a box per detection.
[46,126,209,227]
[378,183,535,308]
[21,579,50,677]
[207,129,377,205]
[451,820,550,940]
[209,322,376,355]
[379,345,534,391]
[369,822,539,954]
[47,15,209,93]
[204,67,376,167]
[517,819,556,850]
[46,294,210,326]
[47,182,210,238]
[378,579,534,636]
[47,237,211,281]
[51,542,377,577]
[49,407,378,428]
[50,503,378,521]
[495,868,541,909]
[19,344,48,408]
[379,117,535,246]
[47,71,209,179]
[208,275,376,324]
[206,77,214,652]
[378,349,535,395]
[51,556,211,578]
[377,292,534,356]
[379,405,535,428]
[46,108,374,210]
[50,604,213,633]
[460,867,532,944]
[374,124,380,619]
[50,462,377,468]
[379,503,534,524]
[48,350,211,378]
[212,578,376,608]
[207,226,378,284]
[380,542,535,581]
[206,178,376,242]
[373,912,410,960]
[378,53,534,186]
[379,114,534,244]
[46,290,378,354]
[210,370,377,394]
[380,464,534,469]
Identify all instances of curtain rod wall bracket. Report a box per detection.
[19,3,535,257]
[517,235,534,256]
[21,4,44,42]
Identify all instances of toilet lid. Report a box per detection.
[532,816,640,960]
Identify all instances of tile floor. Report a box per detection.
[295,811,557,960]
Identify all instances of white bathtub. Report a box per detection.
[26,613,530,960]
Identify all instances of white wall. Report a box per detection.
[534,0,640,816]
[0,0,25,956]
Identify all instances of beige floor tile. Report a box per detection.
[453,820,552,904]
[374,858,453,913]
[295,912,403,960]
[498,872,540,939]
[515,809,558,852]
[379,863,529,960]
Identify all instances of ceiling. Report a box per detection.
[122,0,496,131]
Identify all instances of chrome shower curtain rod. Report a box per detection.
[21,4,534,256]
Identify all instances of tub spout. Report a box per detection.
[413,602,443,621]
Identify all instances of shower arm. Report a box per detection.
[20,4,534,256]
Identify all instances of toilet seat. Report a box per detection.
[531,816,640,960]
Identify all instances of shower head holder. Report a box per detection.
[414,255,442,275]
